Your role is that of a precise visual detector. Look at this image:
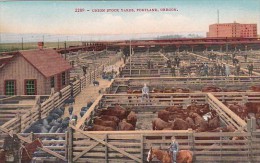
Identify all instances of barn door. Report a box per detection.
[71,126,143,163]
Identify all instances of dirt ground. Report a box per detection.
[135,112,157,130]
[63,59,124,120]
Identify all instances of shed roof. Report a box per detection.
[19,49,72,77]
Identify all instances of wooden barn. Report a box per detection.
[0,49,72,95]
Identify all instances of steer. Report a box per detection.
[152,118,175,130]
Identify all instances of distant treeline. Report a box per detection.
[156,34,202,39]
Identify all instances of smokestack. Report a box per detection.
[38,42,44,50]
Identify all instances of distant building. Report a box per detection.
[0,48,72,95]
[207,22,257,38]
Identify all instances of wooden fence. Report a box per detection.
[76,93,247,131]
[1,92,260,162]
[70,92,260,163]
[108,76,260,94]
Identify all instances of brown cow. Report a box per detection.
[251,85,260,92]
[196,104,210,116]
[126,111,137,128]
[158,110,174,122]
[175,88,190,93]
[245,102,260,114]
[97,105,130,120]
[190,112,208,132]
[173,118,189,130]
[93,118,117,129]
[227,102,248,120]
[99,115,120,124]
[165,105,183,112]
[127,89,142,94]
[202,86,222,92]
[119,119,135,130]
[185,117,196,129]
[208,116,220,130]
[152,118,175,130]
[210,124,236,132]
[151,88,164,93]
[85,124,115,131]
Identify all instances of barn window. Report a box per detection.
[51,76,55,88]
[62,72,66,85]
[5,80,16,96]
[25,79,36,95]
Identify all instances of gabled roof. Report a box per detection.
[0,53,17,70]
[19,49,72,78]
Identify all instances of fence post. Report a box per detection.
[105,134,108,163]
[79,78,82,92]
[65,131,69,160]
[247,117,256,162]
[188,128,194,151]
[29,132,34,141]
[68,127,73,163]
[220,130,222,163]
[140,134,144,163]
[16,113,22,133]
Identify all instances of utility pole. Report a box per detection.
[21,37,24,50]
[58,39,59,49]
[129,40,132,76]
[217,9,219,24]
[64,41,67,60]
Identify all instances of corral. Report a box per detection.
[1,48,260,163]
[107,76,260,94]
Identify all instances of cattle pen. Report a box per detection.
[1,92,260,162]
[1,49,260,163]
[107,76,260,94]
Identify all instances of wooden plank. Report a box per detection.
[207,93,247,130]
[71,125,142,163]
[76,95,102,129]
[73,136,105,162]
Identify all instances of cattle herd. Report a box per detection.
[84,104,137,131]
[82,102,223,132]
[153,102,221,132]
[225,102,260,128]
[24,107,68,134]
[82,98,260,133]
[24,101,94,134]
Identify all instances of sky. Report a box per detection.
[0,0,259,42]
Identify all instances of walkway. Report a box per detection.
[63,59,124,119]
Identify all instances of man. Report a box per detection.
[167,59,172,68]
[169,136,179,163]
[244,53,248,62]
[147,59,151,69]
[171,66,176,77]
[175,56,180,68]
[236,64,241,76]
[247,64,253,76]
[204,63,209,76]
[225,64,230,77]
[249,63,254,76]
[141,83,149,102]
[82,65,87,76]
[221,64,226,76]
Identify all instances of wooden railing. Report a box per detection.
[109,76,260,93]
